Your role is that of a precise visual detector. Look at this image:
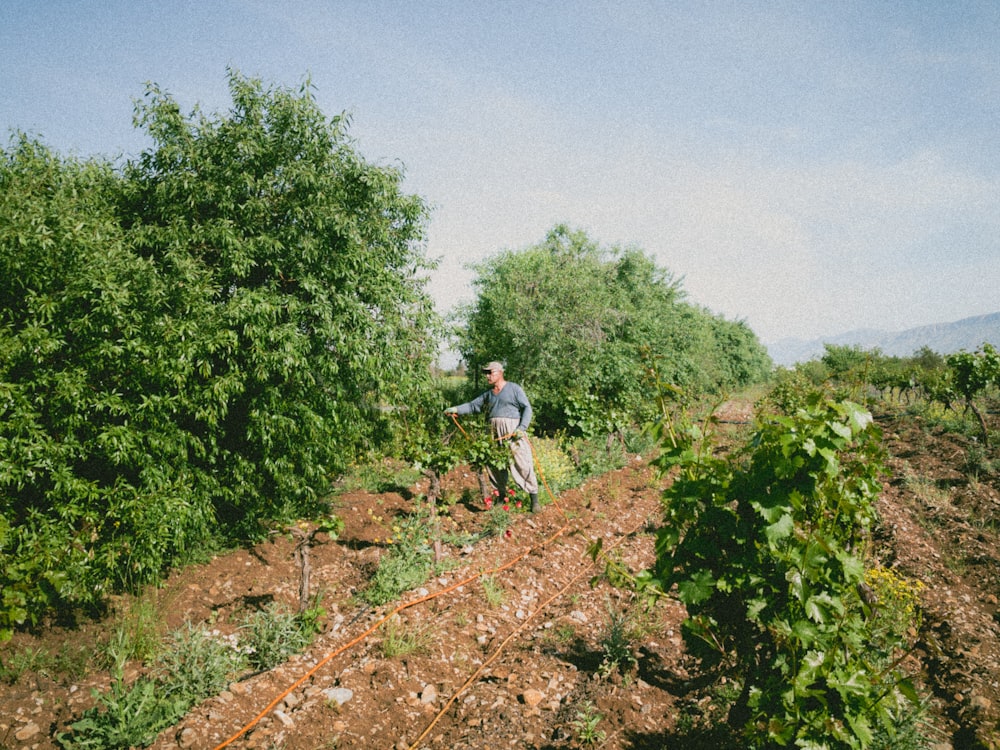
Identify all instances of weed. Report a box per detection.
[361,506,436,606]
[870,697,939,750]
[597,600,638,680]
[555,623,576,644]
[336,459,421,495]
[57,623,244,746]
[480,489,520,538]
[57,675,188,749]
[0,645,55,684]
[154,623,244,702]
[362,541,432,606]
[441,528,478,547]
[531,436,578,494]
[864,567,925,649]
[240,601,316,671]
[379,615,432,658]
[902,470,952,512]
[942,553,968,576]
[480,575,505,608]
[100,595,163,673]
[1,640,94,686]
[964,440,988,480]
[54,641,93,681]
[571,433,629,481]
[571,701,606,746]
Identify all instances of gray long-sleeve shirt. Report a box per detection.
[453,382,533,432]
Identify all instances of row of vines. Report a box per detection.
[631,342,997,748]
[789,343,1000,444]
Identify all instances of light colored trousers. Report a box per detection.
[489,417,539,494]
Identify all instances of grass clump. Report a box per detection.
[480,575,505,608]
[240,601,319,671]
[100,596,164,673]
[0,645,57,684]
[379,615,432,658]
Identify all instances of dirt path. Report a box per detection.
[3,400,1000,749]
[151,458,682,750]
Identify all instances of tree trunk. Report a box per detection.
[968,400,991,447]
[293,533,312,613]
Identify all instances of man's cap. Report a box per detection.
[481,361,504,373]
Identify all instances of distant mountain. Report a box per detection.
[766,312,1000,367]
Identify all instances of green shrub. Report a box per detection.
[1,69,437,636]
[530,436,576,494]
[240,601,315,671]
[361,506,435,606]
[644,392,924,748]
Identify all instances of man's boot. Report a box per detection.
[530,493,539,513]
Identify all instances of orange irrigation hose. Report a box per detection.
[213,417,584,749]
[407,511,651,750]
[212,517,575,749]
[406,557,596,749]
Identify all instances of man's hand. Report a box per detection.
[444,406,458,414]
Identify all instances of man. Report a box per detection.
[445,361,541,512]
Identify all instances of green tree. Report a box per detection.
[0,136,198,634]
[0,71,440,637]
[119,71,440,532]
[943,343,1000,445]
[456,225,770,434]
[820,344,876,382]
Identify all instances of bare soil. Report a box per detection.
[2,399,999,750]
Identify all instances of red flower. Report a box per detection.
[502,504,509,512]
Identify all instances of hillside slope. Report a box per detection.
[1,400,998,749]
[768,311,1000,366]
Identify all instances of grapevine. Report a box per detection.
[645,390,920,748]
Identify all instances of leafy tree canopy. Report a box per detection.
[119,71,441,525]
[455,225,771,435]
[0,70,440,635]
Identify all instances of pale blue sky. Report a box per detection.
[3,1,999,347]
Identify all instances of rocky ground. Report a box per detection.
[2,399,998,749]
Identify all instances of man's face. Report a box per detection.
[485,368,502,385]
